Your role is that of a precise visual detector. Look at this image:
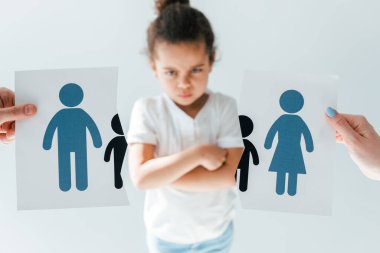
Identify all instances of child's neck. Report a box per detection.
[175,93,209,119]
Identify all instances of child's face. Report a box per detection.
[150,41,212,107]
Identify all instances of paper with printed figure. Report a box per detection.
[15,67,129,210]
[237,71,338,215]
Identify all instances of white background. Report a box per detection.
[0,0,379,252]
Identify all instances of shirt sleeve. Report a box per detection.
[127,98,157,145]
[217,96,244,149]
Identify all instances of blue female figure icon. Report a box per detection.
[43,83,102,192]
[264,90,314,196]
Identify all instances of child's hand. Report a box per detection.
[197,144,227,171]
[0,87,37,143]
[325,107,380,180]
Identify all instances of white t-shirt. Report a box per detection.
[127,90,243,244]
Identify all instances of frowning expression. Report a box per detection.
[150,41,213,107]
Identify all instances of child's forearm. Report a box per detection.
[170,166,235,192]
[171,148,244,192]
[130,145,202,190]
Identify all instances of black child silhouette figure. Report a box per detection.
[104,114,128,189]
[236,115,259,192]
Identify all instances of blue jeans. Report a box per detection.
[146,223,234,253]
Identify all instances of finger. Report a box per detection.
[0,133,6,142]
[219,149,227,156]
[336,135,344,143]
[0,104,37,124]
[0,88,15,108]
[325,107,361,146]
[6,133,14,142]
[339,114,374,139]
[0,123,6,133]
[0,133,14,144]
[7,121,15,138]
[0,121,13,133]
[0,121,15,142]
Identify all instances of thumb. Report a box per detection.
[0,104,37,124]
[325,107,360,145]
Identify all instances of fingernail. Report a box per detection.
[326,107,337,118]
[24,104,36,115]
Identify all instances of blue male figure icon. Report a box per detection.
[264,89,314,196]
[43,83,102,192]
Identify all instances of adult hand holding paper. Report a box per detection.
[325,108,380,181]
[0,87,37,143]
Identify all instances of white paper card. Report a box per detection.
[15,67,129,210]
[238,71,338,215]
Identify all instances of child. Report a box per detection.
[127,0,244,252]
